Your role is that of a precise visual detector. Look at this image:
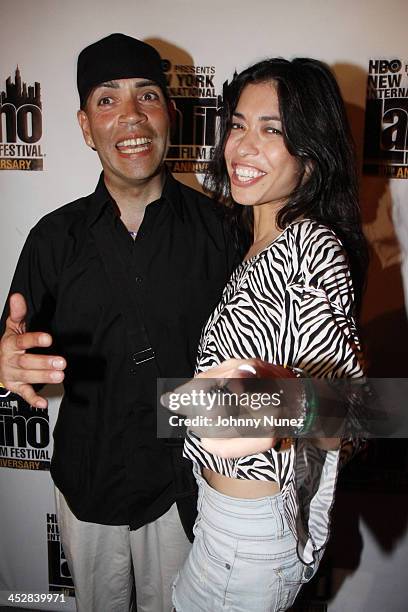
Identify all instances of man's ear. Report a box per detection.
[77,109,96,150]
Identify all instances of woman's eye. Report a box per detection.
[230,122,243,130]
[266,126,282,135]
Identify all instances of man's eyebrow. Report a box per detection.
[133,79,160,89]
[233,111,281,121]
[96,81,120,89]
[94,79,160,90]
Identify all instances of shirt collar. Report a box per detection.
[86,173,115,227]
[86,170,185,227]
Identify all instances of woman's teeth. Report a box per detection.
[234,166,265,182]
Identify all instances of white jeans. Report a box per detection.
[55,489,191,612]
[173,465,312,611]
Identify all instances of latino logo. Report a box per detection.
[0,66,44,170]
[0,391,51,470]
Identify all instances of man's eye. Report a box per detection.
[230,122,243,130]
[141,91,159,101]
[98,96,113,106]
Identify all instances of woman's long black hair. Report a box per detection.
[204,58,368,310]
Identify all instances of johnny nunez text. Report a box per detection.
[168,415,304,430]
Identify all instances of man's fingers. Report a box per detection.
[15,353,66,371]
[0,295,62,404]
[7,366,64,385]
[14,383,48,409]
[12,331,53,351]
[8,293,28,326]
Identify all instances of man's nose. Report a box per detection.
[119,98,146,126]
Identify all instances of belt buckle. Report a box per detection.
[130,347,155,371]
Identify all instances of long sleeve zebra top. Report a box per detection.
[183,218,364,565]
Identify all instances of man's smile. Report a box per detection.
[116,136,153,155]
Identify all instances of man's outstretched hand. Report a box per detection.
[0,293,66,408]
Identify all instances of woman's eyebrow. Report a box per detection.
[259,115,281,122]
[232,111,281,121]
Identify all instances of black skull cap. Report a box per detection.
[77,33,167,108]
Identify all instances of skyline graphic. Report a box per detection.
[1,66,41,108]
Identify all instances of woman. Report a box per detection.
[172,58,367,611]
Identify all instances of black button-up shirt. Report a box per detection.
[1,173,237,530]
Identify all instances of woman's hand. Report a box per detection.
[195,358,295,381]
[161,358,302,455]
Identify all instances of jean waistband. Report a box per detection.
[193,463,289,540]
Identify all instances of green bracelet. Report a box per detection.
[301,377,318,435]
[290,368,318,436]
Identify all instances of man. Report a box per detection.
[0,34,236,612]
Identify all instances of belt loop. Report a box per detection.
[270,495,285,538]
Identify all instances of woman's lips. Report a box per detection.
[230,163,266,186]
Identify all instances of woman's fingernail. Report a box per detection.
[237,364,257,375]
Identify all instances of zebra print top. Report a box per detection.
[183,218,363,564]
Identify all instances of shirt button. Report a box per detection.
[135,276,142,284]
[225,563,231,570]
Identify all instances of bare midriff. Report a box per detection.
[202,467,280,498]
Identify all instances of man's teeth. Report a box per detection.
[234,166,265,182]
[117,137,152,153]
